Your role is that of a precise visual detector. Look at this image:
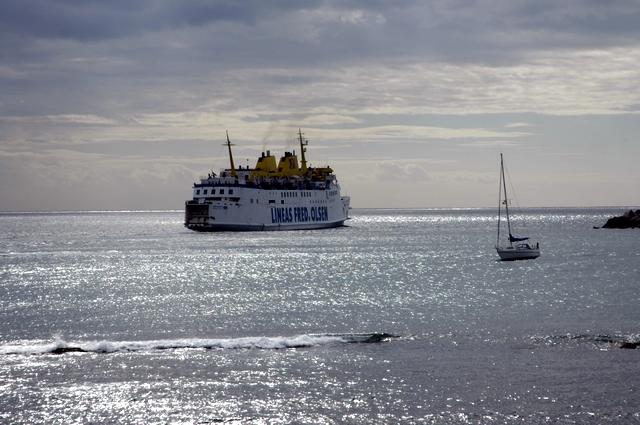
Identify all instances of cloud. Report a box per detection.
[0,0,276,41]
[375,162,430,182]
[1,1,640,210]
[2,1,639,122]
[2,1,639,64]
[457,141,522,149]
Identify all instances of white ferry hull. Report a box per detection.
[185,186,350,232]
[186,220,347,232]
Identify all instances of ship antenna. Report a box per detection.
[298,128,308,175]
[225,131,237,178]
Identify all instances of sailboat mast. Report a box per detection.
[226,131,237,179]
[500,153,513,246]
[497,158,502,247]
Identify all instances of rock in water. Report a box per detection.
[602,210,640,229]
[50,347,87,355]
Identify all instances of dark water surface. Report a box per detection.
[1,208,639,424]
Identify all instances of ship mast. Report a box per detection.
[297,128,308,175]
[225,131,237,178]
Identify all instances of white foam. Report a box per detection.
[0,334,347,355]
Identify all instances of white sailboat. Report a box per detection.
[496,153,540,261]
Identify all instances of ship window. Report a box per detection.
[229,189,234,195]
[203,189,208,195]
[196,190,200,195]
[251,199,253,203]
[269,200,275,204]
[281,200,285,204]
[220,189,224,194]
[212,189,215,194]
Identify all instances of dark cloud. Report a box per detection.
[0,0,327,41]
[1,0,147,40]
[2,1,215,41]
[1,2,640,140]
[2,0,639,75]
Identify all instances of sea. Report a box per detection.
[1,207,639,424]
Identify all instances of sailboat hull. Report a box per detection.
[497,247,540,261]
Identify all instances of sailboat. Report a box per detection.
[496,153,540,261]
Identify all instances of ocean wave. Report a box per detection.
[530,332,640,349]
[0,333,397,356]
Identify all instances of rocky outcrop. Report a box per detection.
[602,210,640,229]
[49,346,87,355]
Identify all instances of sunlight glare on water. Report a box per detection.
[1,208,639,423]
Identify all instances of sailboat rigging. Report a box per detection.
[496,153,540,261]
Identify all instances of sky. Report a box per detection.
[1,0,639,211]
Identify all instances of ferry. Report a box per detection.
[185,129,350,231]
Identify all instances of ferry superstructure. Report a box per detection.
[185,129,350,231]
